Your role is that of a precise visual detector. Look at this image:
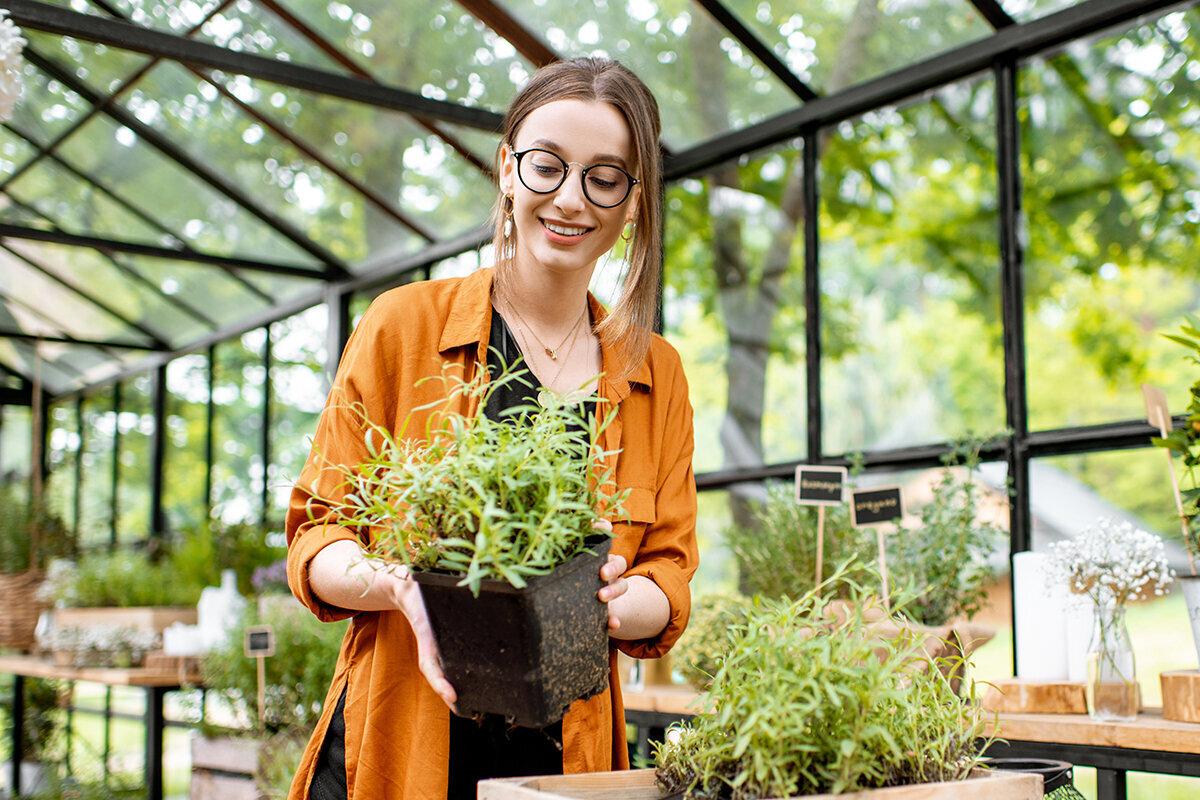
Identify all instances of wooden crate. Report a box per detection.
[1161,670,1200,723]
[190,734,260,800]
[478,767,1043,800]
[981,678,1087,714]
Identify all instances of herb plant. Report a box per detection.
[890,438,1003,626]
[1152,313,1200,571]
[723,483,875,599]
[672,592,753,691]
[313,363,625,596]
[44,550,201,607]
[0,484,74,573]
[654,569,988,799]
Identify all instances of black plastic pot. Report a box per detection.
[413,537,613,727]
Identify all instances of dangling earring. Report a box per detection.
[502,195,514,239]
[621,221,635,242]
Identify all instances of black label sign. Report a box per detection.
[794,466,847,506]
[851,487,904,527]
[244,625,276,657]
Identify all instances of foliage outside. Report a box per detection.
[311,362,625,596]
[1152,314,1200,571]
[654,569,988,799]
[42,550,200,608]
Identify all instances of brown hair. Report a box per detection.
[490,57,662,381]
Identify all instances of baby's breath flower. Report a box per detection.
[1046,518,1174,607]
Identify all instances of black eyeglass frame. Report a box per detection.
[510,148,640,208]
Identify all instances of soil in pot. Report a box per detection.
[413,537,612,727]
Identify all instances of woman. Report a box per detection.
[285,57,698,800]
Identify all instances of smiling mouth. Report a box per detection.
[541,220,592,237]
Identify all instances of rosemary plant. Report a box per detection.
[1153,313,1200,571]
[312,362,626,596]
[654,567,989,799]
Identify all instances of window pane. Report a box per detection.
[164,353,211,533]
[79,391,115,547]
[1021,11,1200,430]
[268,306,328,527]
[819,76,1003,455]
[211,329,265,524]
[46,401,82,536]
[664,145,809,475]
[115,374,153,541]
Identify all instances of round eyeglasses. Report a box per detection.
[512,148,639,208]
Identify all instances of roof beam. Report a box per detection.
[691,0,819,101]
[6,0,504,132]
[665,0,1191,179]
[454,0,559,68]
[0,223,328,280]
[0,331,169,351]
[968,0,1019,29]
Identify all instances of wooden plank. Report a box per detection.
[0,654,194,687]
[479,768,1042,800]
[992,708,1200,754]
[1161,671,1200,723]
[981,679,1086,714]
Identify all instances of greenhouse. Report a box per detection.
[1,0,1199,796]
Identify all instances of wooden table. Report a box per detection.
[985,709,1200,800]
[0,655,200,800]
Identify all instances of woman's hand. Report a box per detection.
[593,519,670,640]
[308,539,457,709]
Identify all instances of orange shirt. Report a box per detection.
[285,267,698,800]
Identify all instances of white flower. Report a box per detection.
[1046,518,1174,606]
[0,10,25,123]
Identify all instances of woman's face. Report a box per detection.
[499,99,640,282]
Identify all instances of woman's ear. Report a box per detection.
[498,143,517,197]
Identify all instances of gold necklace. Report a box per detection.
[509,306,586,392]
[501,292,588,361]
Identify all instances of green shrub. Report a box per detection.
[313,362,625,596]
[201,599,347,732]
[672,592,754,691]
[167,518,286,598]
[654,569,987,798]
[0,484,75,573]
[48,549,201,607]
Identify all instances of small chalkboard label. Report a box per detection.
[794,466,847,506]
[244,625,275,658]
[851,487,905,527]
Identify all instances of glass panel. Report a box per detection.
[0,405,32,482]
[499,0,801,147]
[53,113,323,267]
[24,29,156,97]
[717,0,993,94]
[46,401,82,536]
[79,390,115,547]
[164,353,211,533]
[0,128,38,181]
[211,328,265,524]
[1021,10,1200,430]
[2,239,210,347]
[254,0,530,110]
[83,0,224,34]
[819,75,1003,455]
[0,338,89,396]
[125,254,277,330]
[267,306,328,526]
[196,0,351,72]
[3,159,168,244]
[999,0,1082,24]
[663,142,810,475]
[227,74,496,250]
[0,248,154,346]
[1030,450,1189,705]
[115,374,153,542]
[5,43,104,146]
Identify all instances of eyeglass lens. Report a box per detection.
[517,149,633,208]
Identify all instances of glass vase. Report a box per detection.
[1085,601,1138,722]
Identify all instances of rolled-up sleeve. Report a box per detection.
[617,353,699,659]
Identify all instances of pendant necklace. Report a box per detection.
[501,291,588,361]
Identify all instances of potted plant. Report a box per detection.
[651,571,1026,799]
[312,366,625,726]
[0,486,74,652]
[1045,517,1172,721]
[192,600,349,799]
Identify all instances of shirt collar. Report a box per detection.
[437,267,653,395]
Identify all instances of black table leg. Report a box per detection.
[144,685,167,800]
[1096,767,1128,800]
[10,675,24,798]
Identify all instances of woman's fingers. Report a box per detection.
[396,577,458,708]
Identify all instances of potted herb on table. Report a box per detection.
[312,369,626,727]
